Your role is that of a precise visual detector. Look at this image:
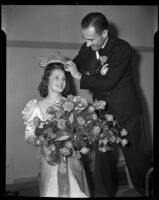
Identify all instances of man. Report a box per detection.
[65,12,151,197]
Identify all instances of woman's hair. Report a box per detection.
[81,12,109,35]
[37,62,70,98]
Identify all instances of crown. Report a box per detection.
[39,51,70,68]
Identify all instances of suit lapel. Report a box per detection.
[93,36,114,75]
[86,36,114,75]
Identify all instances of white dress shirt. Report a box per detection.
[96,37,108,59]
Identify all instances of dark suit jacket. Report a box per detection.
[73,35,142,123]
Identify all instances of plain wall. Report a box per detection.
[2,5,156,184]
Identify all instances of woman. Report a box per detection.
[22,61,90,197]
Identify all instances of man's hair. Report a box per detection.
[81,12,109,35]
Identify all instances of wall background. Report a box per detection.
[2,5,157,184]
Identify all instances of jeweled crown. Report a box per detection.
[39,51,70,68]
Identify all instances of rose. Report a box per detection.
[67,94,74,101]
[98,146,107,152]
[103,124,109,131]
[120,128,128,136]
[99,133,104,138]
[93,100,106,110]
[80,98,88,106]
[65,141,72,149]
[80,147,89,154]
[57,119,66,130]
[103,138,108,145]
[116,137,121,143]
[121,139,128,146]
[88,106,95,113]
[105,114,114,122]
[62,101,74,112]
[55,110,63,119]
[110,136,116,143]
[92,113,97,120]
[92,126,101,135]
[77,116,85,125]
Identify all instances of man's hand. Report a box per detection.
[64,61,81,80]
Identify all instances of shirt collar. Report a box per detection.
[101,36,109,49]
[96,36,109,59]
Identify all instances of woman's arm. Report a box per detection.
[22,99,42,145]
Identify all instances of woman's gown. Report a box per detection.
[22,99,90,197]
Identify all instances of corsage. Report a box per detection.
[101,63,109,75]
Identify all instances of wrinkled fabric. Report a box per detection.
[57,157,70,197]
[22,99,90,197]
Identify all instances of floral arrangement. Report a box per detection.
[33,95,128,164]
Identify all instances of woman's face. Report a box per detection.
[48,69,66,94]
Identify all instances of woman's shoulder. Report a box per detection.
[22,99,38,112]
[22,99,39,122]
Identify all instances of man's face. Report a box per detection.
[82,26,108,51]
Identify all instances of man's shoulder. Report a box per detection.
[78,42,93,56]
[80,42,90,52]
[110,35,131,49]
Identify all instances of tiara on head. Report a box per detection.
[39,51,70,68]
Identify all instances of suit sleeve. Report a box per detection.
[80,43,132,91]
[73,43,88,73]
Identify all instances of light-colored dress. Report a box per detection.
[22,99,90,197]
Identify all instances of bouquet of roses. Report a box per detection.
[33,95,128,163]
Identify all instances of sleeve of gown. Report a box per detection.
[22,99,41,145]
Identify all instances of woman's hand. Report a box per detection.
[64,61,81,80]
[43,143,51,157]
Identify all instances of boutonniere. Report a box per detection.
[99,55,108,66]
[101,63,109,75]
[98,55,109,75]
